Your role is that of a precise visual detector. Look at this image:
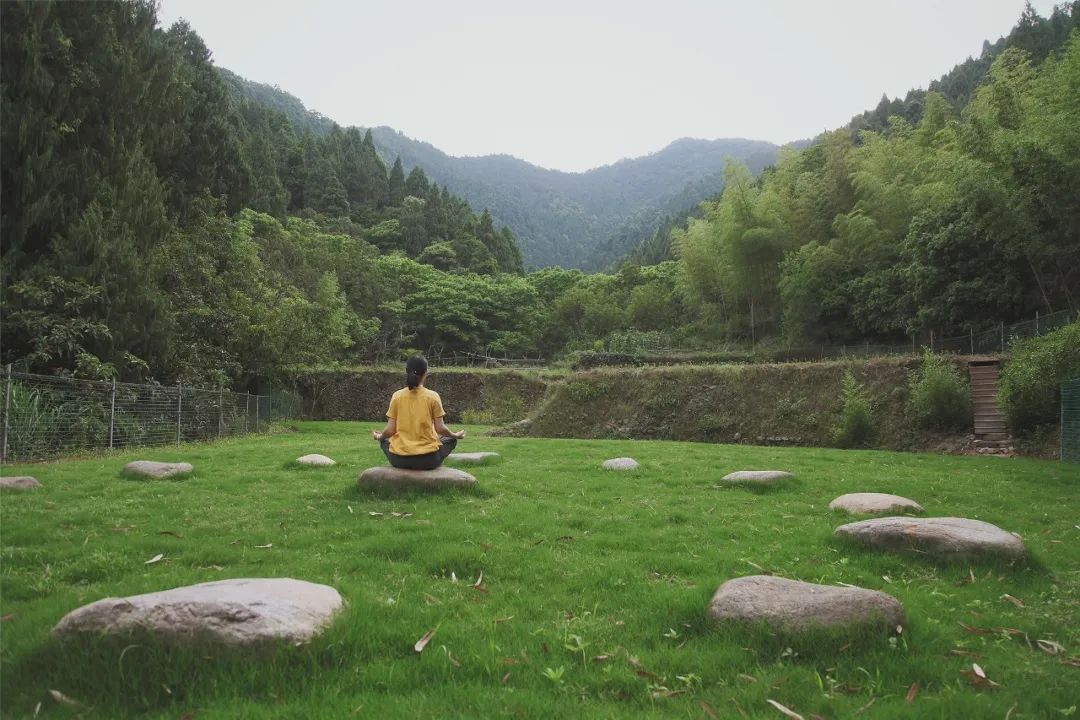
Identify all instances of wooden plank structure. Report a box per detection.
[969,360,1009,441]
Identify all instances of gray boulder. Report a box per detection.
[357,466,476,490]
[52,578,343,646]
[122,461,193,479]
[834,516,1027,561]
[602,457,640,470]
[296,454,336,466]
[829,493,924,515]
[708,575,905,634]
[721,470,793,486]
[445,452,501,466]
[0,476,42,490]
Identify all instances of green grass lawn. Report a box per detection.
[2,422,1078,719]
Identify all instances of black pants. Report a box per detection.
[380,436,457,470]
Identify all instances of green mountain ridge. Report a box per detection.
[218,68,778,269]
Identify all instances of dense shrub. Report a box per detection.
[833,370,875,448]
[999,321,1080,431]
[908,353,971,431]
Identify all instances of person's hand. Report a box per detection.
[372,430,383,441]
[453,429,466,440]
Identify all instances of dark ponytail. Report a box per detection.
[405,355,428,390]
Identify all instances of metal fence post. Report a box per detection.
[218,386,223,439]
[255,393,260,433]
[109,378,116,449]
[930,330,935,353]
[1,364,12,464]
[969,328,974,355]
[176,382,182,447]
[1001,322,1005,353]
[1036,310,1040,335]
[244,393,250,434]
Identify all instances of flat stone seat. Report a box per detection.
[445,452,501,466]
[721,470,793,486]
[708,575,905,635]
[602,457,639,470]
[296,454,336,466]
[0,476,42,490]
[830,493,924,515]
[52,578,343,646]
[357,466,476,490]
[834,516,1027,561]
[122,461,193,479]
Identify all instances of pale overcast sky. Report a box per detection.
[158,0,1056,172]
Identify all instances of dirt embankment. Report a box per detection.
[520,357,973,452]
[292,369,553,424]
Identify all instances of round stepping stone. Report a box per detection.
[708,575,905,635]
[602,457,639,470]
[445,452,501,466]
[52,578,342,646]
[721,470,793,486]
[830,493,924,515]
[834,517,1027,561]
[122,461,193,479]
[296,454,336,466]
[357,466,476,490]
[0,476,42,490]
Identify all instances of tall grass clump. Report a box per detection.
[833,370,875,448]
[908,352,971,431]
[999,320,1080,432]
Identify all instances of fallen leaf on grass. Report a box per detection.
[368,512,383,517]
[960,663,1001,690]
[766,699,804,719]
[905,682,919,703]
[651,688,687,699]
[731,698,748,718]
[48,690,81,708]
[591,654,611,663]
[1001,594,1025,608]
[414,629,436,653]
[501,672,511,685]
[949,648,983,658]
[254,543,273,549]
[1060,656,1080,667]
[1036,639,1066,655]
[422,593,442,606]
[480,542,493,550]
[736,674,757,683]
[441,646,461,667]
[627,655,656,679]
[144,553,164,565]
[1,614,14,623]
[451,572,458,583]
[701,700,720,718]
[347,505,353,514]
[473,571,484,587]
[557,535,574,542]
[157,531,182,538]
[855,697,876,713]
[33,701,41,717]
[493,616,513,624]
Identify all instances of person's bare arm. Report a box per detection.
[372,417,397,441]
[433,416,465,439]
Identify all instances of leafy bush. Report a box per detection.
[908,353,971,431]
[999,320,1080,431]
[833,370,875,448]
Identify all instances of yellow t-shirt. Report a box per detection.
[387,387,445,456]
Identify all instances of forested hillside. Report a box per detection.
[1,0,524,385]
[2,0,1077,389]
[220,71,778,270]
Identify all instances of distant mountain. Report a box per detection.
[220,69,778,269]
[367,131,778,270]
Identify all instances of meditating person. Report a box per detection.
[372,356,465,470]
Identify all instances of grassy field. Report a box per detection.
[1,422,1078,719]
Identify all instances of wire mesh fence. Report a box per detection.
[1062,378,1080,464]
[0,370,279,463]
